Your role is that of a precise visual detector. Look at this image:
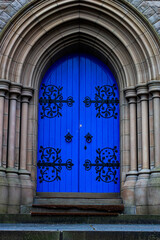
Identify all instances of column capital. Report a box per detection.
[136,84,148,100]
[124,87,137,98]
[0,79,10,97]
[124,87,137,104]
[148,80,160,97]
[9,83,22,100]
[21,87,34,103]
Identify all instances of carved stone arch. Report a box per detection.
[0,0,159,214]
[0,1,159,85]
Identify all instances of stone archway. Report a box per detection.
[0,0,159,214]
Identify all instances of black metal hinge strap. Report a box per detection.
[39,84,75,118]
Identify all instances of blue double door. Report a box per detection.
[37,54,120,193]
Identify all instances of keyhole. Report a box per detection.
[84,145,87,150]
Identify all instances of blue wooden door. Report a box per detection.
[37,54,120,193]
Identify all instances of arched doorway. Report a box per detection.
[37,53,120,195]
[0,0,159,214]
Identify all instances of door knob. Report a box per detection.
[65,132,73,143]
[84,132,93,143]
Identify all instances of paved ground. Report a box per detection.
[0,223,160,232]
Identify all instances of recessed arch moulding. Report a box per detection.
[0,0,160,214]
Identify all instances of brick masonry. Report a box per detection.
[0,0,159,36]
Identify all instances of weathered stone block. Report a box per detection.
[63,231,160,240]
[143,7,155,19]
[0,3,10,9]
[6,169,21,214]
[19,170,34,205]
[18,0,29,6]
[122,173,137,214]
[135,171,150,215]
[0,11,11,23]
[154,20,160,31]
[5,4,17,17]
[12,0,23,11]
[0,231,60,240]
[0,169,8,214]
[138,2,149,12]
[148,168,160,215]
[149,13,160,24]
[131,0,143,8]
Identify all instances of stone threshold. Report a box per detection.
[31,204,124,216]
[1,214,160,224]
[0,224,160,240]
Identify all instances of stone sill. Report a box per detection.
[1,214,160,224]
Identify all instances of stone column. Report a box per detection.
[122,88,137,214]
[19,87,34,207]
[135,85,150,215]
[148,82,160,168]
[147,81,160,214]
[6,83,22,213]
[0,80,10,213]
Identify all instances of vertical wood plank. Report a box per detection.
[37,53,120,194]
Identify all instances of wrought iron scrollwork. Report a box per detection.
[65,132,73,143]
[37,146,74,183]
[83,146,120,184]
[83,84,119,119]
[85,132,93,143]
[39,84,75,118]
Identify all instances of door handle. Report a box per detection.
[84,132,93,143]
[65,132,73,143]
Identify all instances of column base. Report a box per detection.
[19,169,34,205]
[135,169,150,215]
[122,171,137,214]
[147,167,160,215]
[6,168,21,214]
[0,167,8,213]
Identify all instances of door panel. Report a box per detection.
[79,55,120,193]
[37,54,120,193]
[37,55,79,192]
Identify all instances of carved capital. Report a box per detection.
[124,87,137,104]
[148,81,160,99]
[136,84,148,101]
[9,83,22,100]
[0,79,10,97]
[21,87,34,103]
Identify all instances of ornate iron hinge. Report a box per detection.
[83,146,120,183]
[39,84,75,118]
[83,84,119,118]
[37,146,74,183]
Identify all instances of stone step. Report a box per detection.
[31,204,124,216]
[0,224,160,240]
[31,212,120,216]
[34,197,123,205]
[32,197,124,216]
[1,214,160,224]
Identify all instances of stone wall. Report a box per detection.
[0,0,32,32]
[127,0,160,35]
[0,0,160,215]
[0,0,160,36]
